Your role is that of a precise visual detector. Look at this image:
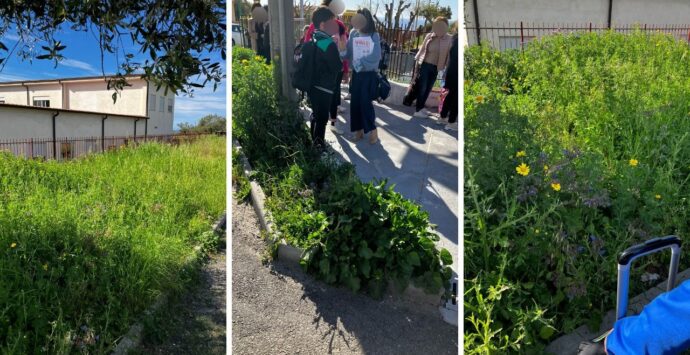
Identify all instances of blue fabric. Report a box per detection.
[607,279,690,354]
[342,30,381,73]
[349,71,377,133]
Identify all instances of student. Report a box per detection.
[303,0,349,134]
[307,7,343,150]
[438,33,458,131]
[341,9,382,144]
[407,17,453,119]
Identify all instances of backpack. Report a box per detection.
[292,39,316,92]
[379,40,391,71]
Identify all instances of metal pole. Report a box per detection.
[300,0,304,19]
[102,115,108,152]
[52,111,59,160]
[520,21,524,50]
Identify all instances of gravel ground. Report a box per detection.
[232,194,458,355]
[133,247,226,354]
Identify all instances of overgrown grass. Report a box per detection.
[232,47,453,299]
[465,31,690,352]
[0,136,225,354]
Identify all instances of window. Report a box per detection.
[167,99,173,113]
[498,36,535,51]
[149,94,156,111]
[159,96,164,112]
[33,98,50,107]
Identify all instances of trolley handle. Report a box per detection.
[616,235,682,320]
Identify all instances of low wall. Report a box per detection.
[382,79,441,110]
[0,104,145,140]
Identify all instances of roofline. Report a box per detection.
[0,74,145,86]
[0,103,149,120]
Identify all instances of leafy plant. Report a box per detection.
[232,46,453,299]
[465,31,690,352]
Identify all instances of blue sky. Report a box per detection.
[0,26,226,129]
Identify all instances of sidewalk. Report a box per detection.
[232,193,457,354]
[307,89,459,273]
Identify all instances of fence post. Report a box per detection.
[589,22,592,32]
[29,138,33,159]
[520,21,524,50]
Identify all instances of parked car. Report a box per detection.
[232,23,244,47]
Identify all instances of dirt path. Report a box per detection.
[232,194,458,355]
[133,247,226,354]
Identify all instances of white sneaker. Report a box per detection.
[444,122,458,131]
[413,109,429,118]
[436,116,448,125]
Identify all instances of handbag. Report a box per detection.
[377,72,391,101]
[403,63,420,106]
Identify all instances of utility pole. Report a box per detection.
[268,0,296,101]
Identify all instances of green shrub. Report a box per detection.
[232,47,453,299]
[0,137,225,354]
[465,30,690,353]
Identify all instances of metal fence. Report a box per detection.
[377,26,428,83]
[466,22,690,51]
[0,133,223,162]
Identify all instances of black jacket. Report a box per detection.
[311,30,342,94]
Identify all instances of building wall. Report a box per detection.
[64,79,147,116]
[146,84,175,135]
[465,0,690,47]
[0,106,144,140]
[27,83,63,108]
[0,86,29,105]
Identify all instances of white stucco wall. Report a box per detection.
[65,79,147,116]
[0,106,144,141]
[146,84,175,135]
[27,83,63,108]
[465,0,690,47]
[0,85,29,105]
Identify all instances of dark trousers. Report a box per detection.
[308,88,333,148]
[416,62,438,111]
[440,84,458,123]
[330,71,343,119]
[350,71,377,133]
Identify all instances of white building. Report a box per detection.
[0,74,175,141]
[465,0,690,49]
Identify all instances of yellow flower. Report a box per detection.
[10,242,16,248]
[255,55,263,61]
[629,159,639,167]
[500,85,509,92]
[544,165,549,172]
[551,182,561,191]
[655,194,662,200]
[516,163,530,176]
[42,263,48,271]
[535,229,540,234]
[475,95,485,104]
[241,59,248,64]
[516,150,526,158]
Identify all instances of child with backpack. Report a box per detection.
[294,7,343,150]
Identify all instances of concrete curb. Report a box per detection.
[383,79,441,109]
[110,212,227,355]
[546,268,690,354]
[232,139,452,314]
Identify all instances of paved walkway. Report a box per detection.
[232,193,458,354]
[305,88,459,273]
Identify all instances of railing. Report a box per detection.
[0,132,224,162]
[377,26,428,83]
[466,22,690,51]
